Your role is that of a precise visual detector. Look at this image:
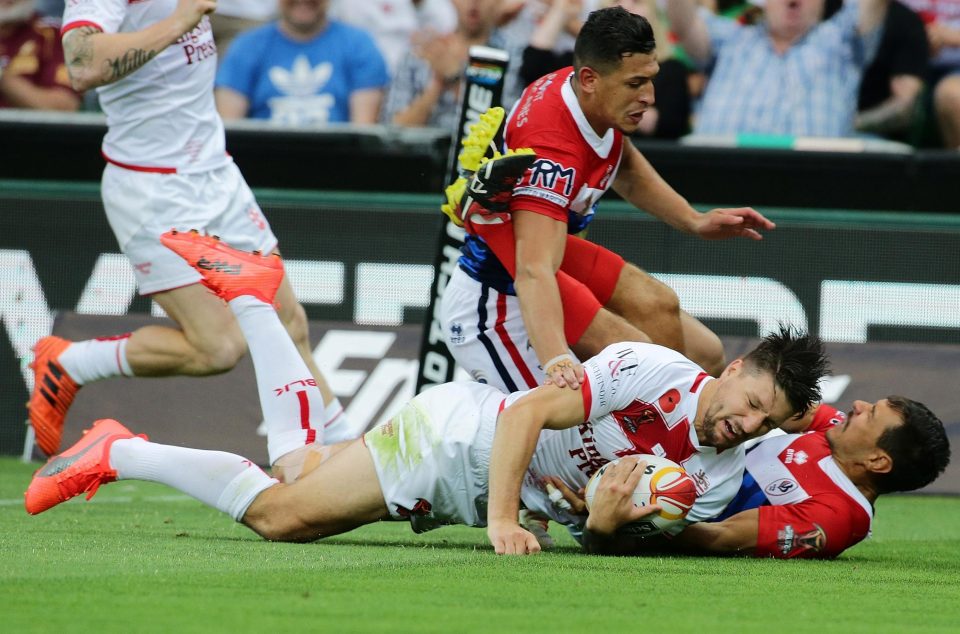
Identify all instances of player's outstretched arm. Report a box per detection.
[670,509,759,556]
[613,143,775,241]
[513,210,585,389]
[62,0,216,91]
[486,385,586,555]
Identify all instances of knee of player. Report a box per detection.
[243,491,315,542]
[198,330,247,373]
[699,334,726,377]
[646,282,681,317]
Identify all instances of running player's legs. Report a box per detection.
[128,284,246,375]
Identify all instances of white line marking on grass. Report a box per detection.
[0,494,193,506]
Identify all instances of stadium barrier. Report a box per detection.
[2,109,960,211]
[1,181,959,493]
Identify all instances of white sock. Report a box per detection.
[57,335,134,385]
[228,296,325,464]
[110,437,277,521]
[322,399,368,445]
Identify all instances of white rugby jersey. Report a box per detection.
[516,342,746,534]
[62,0,229,173]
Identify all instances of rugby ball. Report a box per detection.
[584,455,698,536]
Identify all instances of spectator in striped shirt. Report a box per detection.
[666,0,890,138]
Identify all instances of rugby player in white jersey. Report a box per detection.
[27,0,351,465]
[25,233,828,555]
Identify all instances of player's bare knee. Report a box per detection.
[197,329,247,374]
[243,490,315,542]
[644,281,681,319]
[696,332,726,377]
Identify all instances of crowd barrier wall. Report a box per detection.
[3,111,959,211]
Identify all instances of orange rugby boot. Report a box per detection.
[28,336,81,456]
[160,229,284,304]
[24,418,145,515]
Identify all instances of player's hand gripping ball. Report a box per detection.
[584,455,697,536]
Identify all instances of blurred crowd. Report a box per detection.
[2,0,959,148]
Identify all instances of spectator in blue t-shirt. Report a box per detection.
[215,0,390,126]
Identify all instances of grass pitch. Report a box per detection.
[2,458,958,634]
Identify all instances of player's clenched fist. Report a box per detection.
[173,0,218,35]
[488,520,542,555]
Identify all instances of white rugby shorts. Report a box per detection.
[101,161,278,295]
[440,266,547,393]
[364,381,501,529]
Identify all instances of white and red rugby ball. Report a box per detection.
[584,455,698,536]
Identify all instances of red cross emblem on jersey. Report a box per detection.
[612,397,696,463]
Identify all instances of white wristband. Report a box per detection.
[544,352,575,372]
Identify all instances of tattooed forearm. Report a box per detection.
[103,48,158,82]
[63,26,99,73]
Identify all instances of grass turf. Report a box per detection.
[2,457,958,633]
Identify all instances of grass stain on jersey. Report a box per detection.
[367,399,439,474]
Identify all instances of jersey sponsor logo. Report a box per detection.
[688,468,710,495]
[598,164,615,189]
[785,449,808,465]
[514,73,556,128]
[176,17,216,66]
[588,361,608,410]
[448,321,465,345]
[512,186,569,207]
[273,378,318,397]
[526,159,576,197]
[765,478,799,496]
[571,422,608,475]
[777,523,827,556]
[607,347,639,384]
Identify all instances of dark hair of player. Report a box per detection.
[741,325,828,417]
[573,6,656,74]
[873,396,951,494]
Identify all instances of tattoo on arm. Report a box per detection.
[64,26,99,73]
[103,48,158,82]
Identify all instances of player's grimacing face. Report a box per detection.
[698,361,795,451]
[594,53,659,134]
[826,399,901,456]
